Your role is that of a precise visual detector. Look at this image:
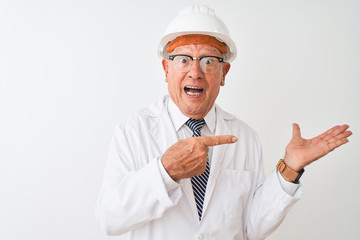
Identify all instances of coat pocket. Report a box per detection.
[218,169,254,221]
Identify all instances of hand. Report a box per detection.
[283,123,352,172]
[161,135,237,181]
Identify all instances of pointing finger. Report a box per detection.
[199,135,237,147]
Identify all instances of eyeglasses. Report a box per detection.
[168,54,224,74]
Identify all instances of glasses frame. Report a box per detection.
[168,54,224,63]
[168,54,225,74]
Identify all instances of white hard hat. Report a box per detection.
[158,5,237,62]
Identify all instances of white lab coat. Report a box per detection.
[96,95,301,240]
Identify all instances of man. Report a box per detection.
[96,5,352,239]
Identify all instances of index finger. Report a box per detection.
[199,135,238,147]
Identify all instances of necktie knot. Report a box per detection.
[186,118,205,137]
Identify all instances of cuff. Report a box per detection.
[158,158,179,192]
[276,170,301,197]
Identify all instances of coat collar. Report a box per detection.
[167,97,216,134]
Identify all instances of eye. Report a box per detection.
[178,56,189,64]
[202,57,214,65]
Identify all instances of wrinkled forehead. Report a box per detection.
[170,44,223,56]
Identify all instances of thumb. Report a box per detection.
[292,123,301,139]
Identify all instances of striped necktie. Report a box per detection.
[185,118,210,221]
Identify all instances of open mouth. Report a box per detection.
[184,86,204,96]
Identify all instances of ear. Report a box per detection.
[162,58,169,83]
[220,62,231,86]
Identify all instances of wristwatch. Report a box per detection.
[276,159,304,183]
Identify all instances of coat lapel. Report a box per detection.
[150,108,178,155]
[201,106,231,220]
[149,99,199,218]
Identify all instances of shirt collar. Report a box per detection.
[167,97,216,134]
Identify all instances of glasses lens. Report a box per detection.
[173,56,192,72]
[199,57,219,74]
[171,55,221,73]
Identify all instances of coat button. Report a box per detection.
[196,234,204,240]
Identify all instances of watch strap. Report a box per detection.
[276,159,304,183]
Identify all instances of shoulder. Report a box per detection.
[137,95,169,118]
[117,95,169,130]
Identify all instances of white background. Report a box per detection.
[1,0,359,239]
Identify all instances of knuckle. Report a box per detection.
[200,145,209,154]
[200,151,207,159]
[192,138,202,146]
[186,142,195,153]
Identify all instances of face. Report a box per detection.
[162,44,231,119]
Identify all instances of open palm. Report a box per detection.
[284,123,352,172]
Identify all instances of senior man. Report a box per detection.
[96,5,352,240]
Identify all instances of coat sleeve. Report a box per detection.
[96,125,182,236]
[245,134,302,240]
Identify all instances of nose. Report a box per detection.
[188,59,204,79]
